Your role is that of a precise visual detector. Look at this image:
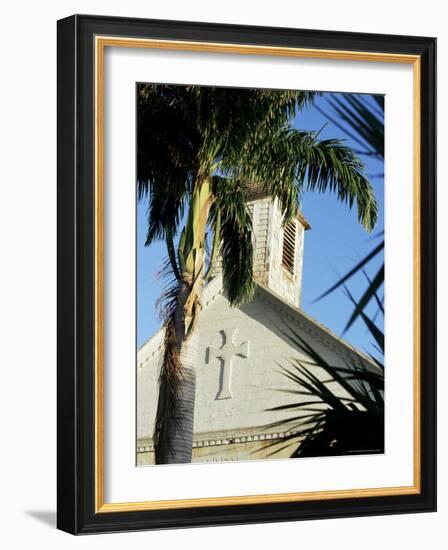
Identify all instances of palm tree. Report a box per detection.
[314,93,385,330]
[137,84,379,464]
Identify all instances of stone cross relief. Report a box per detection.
[207,328,249,399]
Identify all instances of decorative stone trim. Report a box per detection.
[138,341,165,369]
[136,430,300,454]
[137,445,154,453]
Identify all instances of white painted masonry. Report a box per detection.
[246,192,309,308]
[137,196,376,465]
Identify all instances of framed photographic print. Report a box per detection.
[57,14,436,534]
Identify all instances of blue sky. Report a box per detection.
[136,92,384,356]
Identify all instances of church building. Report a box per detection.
[137,189,377,465]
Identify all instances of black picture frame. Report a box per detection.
[57,14,436,534]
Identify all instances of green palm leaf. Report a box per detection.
[210,176,255,306]
[314,93,385,326]
[262,321,384,458]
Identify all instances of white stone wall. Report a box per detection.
[137,279,379,465]
[248,198,269,285]
[137,330,164,445]
[266,198,306,308]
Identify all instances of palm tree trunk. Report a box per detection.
[155,281,201,464]
[154,177,211,464]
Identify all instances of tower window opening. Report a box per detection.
[282,221,297,275]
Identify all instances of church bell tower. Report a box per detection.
[211,185,310,308]
[246,186,310,308]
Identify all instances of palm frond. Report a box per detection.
[314,237,384,301]
[261,321,384,458]
[316,93,384,158]
[312,93,385,326]
[343,264,384,332]
[210,175,255,306]
[327,94,384,158]
[224,127,378,231]
[294,133,378,232]
[165,225,181,281]
[137,84,197,243]
[343,285,384,351]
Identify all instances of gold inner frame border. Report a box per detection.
[94,36,421,513]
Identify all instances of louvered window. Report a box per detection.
[282,221,296,275]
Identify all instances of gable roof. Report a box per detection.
[138,274,376,369]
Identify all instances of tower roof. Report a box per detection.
[244,182,311,230]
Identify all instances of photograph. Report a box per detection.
[55,14,436,533]
[136,83,385,466]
